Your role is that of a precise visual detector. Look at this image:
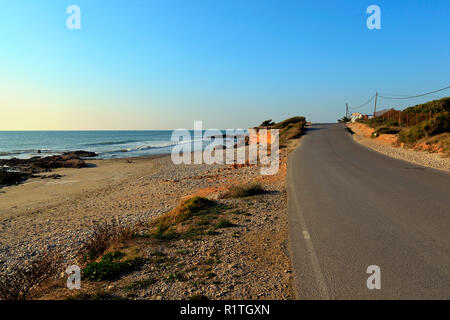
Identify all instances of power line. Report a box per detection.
[348,94,376,111]
[378,86,449,100]
[378,94,444,100]
[345,85,449,118]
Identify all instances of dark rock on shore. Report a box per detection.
[62,151,97,158]
[0,150,94,188]
[0,169,32,186]
[0,156,86,170]
[40,173,63,179]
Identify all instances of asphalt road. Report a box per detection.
[287,123,450,299]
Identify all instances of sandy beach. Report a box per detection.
[0,143,297,299]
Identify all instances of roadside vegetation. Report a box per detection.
[398,112,450,142]
[220,182,266,199]
[258,116,306,147]
[149,196,232,240]
[68,196,238,300]
[354,97,450,156]
[82,251,146,281]
[1,195,242,300]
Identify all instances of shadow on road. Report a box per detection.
[344,127,354,135]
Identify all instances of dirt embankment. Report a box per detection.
[347,122,449,172]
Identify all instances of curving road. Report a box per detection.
[287,123,450,299]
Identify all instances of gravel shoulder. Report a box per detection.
[347,122,449,172]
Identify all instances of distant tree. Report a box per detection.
[341,116,351,123]
[259,119,275,127]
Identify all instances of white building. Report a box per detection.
[351,112,363,123]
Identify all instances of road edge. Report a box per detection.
[286,134,330,300]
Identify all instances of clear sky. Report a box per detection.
[1,0,449,130]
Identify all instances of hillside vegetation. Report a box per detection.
[398,112,450,143]
[258,116,306,147]
[356,97,450,156]
[403,97,450,114]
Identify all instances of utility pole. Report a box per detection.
[345,103,349,119]
[373,92,378,118]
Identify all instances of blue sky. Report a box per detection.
[0,0,449,129]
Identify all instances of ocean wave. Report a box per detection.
[0,149,56,156]
[98,143,178,155]
[83,140,140,147]
[1,136,211,160]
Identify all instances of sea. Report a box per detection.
[0,130,240,160]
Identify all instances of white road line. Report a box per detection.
[288,152,330,299]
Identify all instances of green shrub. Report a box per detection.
[375,126,400,135]
[424,112,450,136]
[167,271,186,282]
[398,126,425,143]
[154,197,214,226]
[403,97,450,114]
[182,227,203,240]
[81,219,135,261]
[205,229,219,236]
[398,112,450,143]
[179,197,215,217]
[196,216,211,226]
[124,277,156,292]
[150,196,216,240]
[361,117,398,128]
[82,251,146,281]
[152,223,179,240]
[259,119,275,127]
[273,116,306,129]
[215,218,234,229]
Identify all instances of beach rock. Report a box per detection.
[62,159,86,168]
[0,151,90,187]
[62,151,97,158]
[0,169,31,186]
[0,154,87,170]
[40,174,63,179]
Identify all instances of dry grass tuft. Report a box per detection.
[150,196,215,240]
[154,196,214,227]
[0,252,60,300]
[220,182,266,199]
[81,219,136,261]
